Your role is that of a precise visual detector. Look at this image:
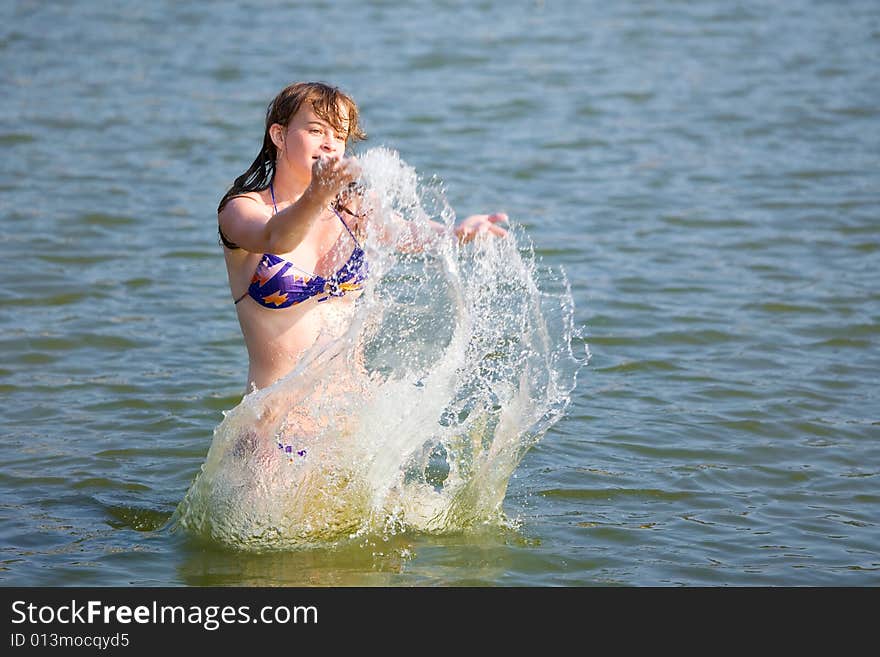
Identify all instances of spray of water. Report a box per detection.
[173,147,585,551]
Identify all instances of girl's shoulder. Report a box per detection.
[220,191,272,221]
[228,189,270,208]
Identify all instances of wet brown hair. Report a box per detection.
[217,81,366,214]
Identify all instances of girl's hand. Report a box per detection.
[454,212,509,244]
[309,155,361,203]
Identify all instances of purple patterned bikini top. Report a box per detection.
[233,186,369,309]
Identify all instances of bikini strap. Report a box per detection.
[332,207,361,246]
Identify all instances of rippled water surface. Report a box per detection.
[2,0,878,585]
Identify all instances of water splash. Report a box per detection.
[173,147,585,551]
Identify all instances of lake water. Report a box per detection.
[1,0,878,585]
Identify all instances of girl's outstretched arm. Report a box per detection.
[357,191,509,253]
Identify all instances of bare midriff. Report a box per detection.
[235,288,363,391]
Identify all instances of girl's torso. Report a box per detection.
[222,190,368,390]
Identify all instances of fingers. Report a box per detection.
[476,223,508,237]
[313,155,348,178]
[463,212,509,226]
[456,219,509,244]
[311,156,361,200]
[311,155,332,181]
[465,212,510,240]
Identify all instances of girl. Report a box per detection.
[175,82,510,547]
[178,82,507,549]
[217,81,508,392]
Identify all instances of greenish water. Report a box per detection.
[1,0,878,585]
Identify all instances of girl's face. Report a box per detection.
[275,104,348,181]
